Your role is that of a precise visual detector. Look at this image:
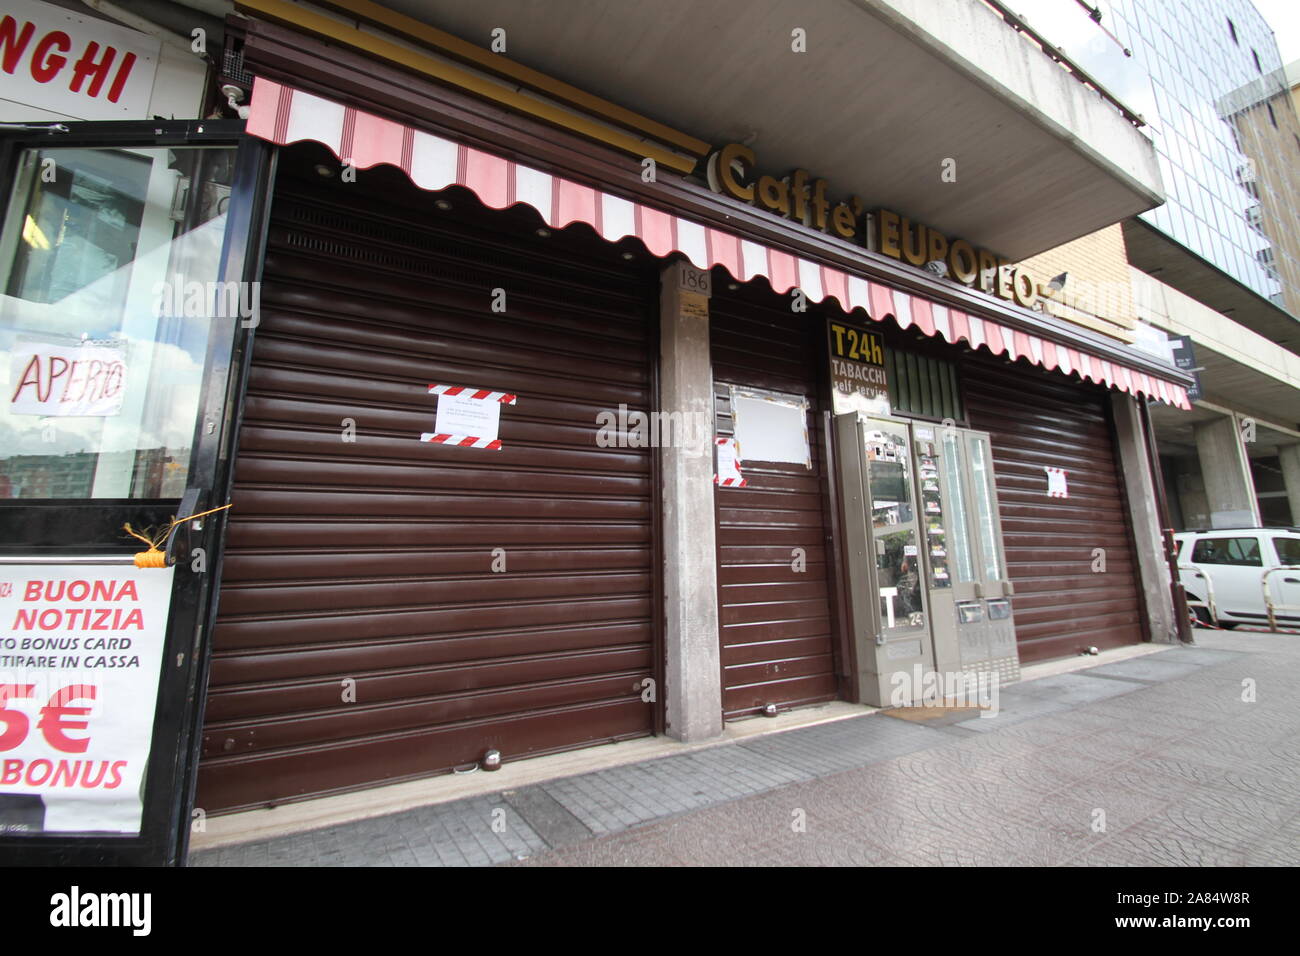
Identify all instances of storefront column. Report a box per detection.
[1193,414,1261,528]
[1278,444,1300,525]
[1110,394,1178,643]
[659,264,724,741]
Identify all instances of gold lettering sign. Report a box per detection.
[706,143,1038,311]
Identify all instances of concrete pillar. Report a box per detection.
[1279,444,1300,525]
[1193,414,1260,529]
[659,263,723,741]
[1110,394,1178,643]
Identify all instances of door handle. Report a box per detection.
[164,487,205,567]
[1286,577,1300,584]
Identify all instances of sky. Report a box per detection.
[1252,0,1300,66]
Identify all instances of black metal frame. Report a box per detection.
[0,119,274,865]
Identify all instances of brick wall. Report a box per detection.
[1016,223,1136,343]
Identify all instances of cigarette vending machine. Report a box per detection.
[835,413,1021,706]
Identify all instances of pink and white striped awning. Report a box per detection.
[246,78,1192,410]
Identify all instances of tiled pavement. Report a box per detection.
[190,631,1300,867]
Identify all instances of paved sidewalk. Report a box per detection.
[190,631,1300,867]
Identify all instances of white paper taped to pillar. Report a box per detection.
[729,386,811,467]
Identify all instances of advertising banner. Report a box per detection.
[0,563,174,834]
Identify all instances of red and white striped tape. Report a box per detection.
[714,437,747,487]
[248,77,1192,412]
[422,383,514,449]
[420,432,501,450]
[428,384,517,404]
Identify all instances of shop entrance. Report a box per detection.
[197,147,661,812]
[835,411,1020,705]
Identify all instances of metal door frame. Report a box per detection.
[0,120,275,865]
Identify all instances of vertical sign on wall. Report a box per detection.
[828,319,890,416]
[1168,335,1202,403]
[0,563,174,835]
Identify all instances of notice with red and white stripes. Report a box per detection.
[421,384,517,450]
[1045,466,1069,498]
[715,437,747,487]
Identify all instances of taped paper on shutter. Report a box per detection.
[729,386,811,467]
[715,436,746,487]
[421,383,517,450]
[1045,466,1069,498]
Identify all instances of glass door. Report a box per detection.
[860,415,928,641]
[0,121,272,865]
[937,426,979,602]
[965,430,1010,599]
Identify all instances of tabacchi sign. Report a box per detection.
[0,0,160,121]
[706,143,1039,309]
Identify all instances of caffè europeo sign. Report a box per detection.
[706,143,1039,310]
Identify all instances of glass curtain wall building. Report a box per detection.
[1099,0,1299,311]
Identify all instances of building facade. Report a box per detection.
[0,0,1193,864]
[1073,0,1300,537]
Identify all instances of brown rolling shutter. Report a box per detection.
[710,290,840,717]
[197,163,658,813]
[963,358,1145,663]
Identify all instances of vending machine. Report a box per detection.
[835,413,1021,706]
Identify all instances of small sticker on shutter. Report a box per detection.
[1045,466,1069,498]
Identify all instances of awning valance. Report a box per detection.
[246,78,1192,410]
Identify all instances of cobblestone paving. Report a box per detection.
[191,632,1299,867]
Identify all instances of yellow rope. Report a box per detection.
[124,503,233,569]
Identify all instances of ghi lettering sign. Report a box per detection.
[0,565,174,835]
[0,0,160,121]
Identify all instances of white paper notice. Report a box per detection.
[0,564,174,834]
[715,437,746,487]
[434,392,502,442]
[1045,466,1069,498]
[9,344,127,417]
[731,392,810,466]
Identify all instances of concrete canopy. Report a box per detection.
[378,0,1164,261]
[1124,218,1300,351]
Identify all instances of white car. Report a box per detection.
[1175,528,1300,629]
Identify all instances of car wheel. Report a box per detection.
[1218,622,1239,630]
[1190,605,1213,627]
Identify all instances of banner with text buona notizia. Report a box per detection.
[0,564,174,835]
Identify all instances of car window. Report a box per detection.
[1191,536,1262,566]
[1273,537,1300,566]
